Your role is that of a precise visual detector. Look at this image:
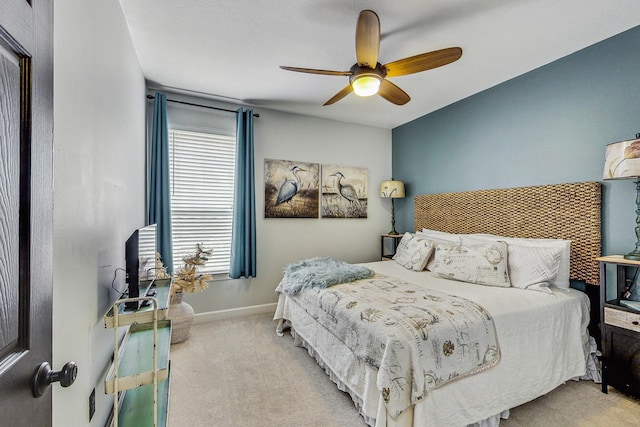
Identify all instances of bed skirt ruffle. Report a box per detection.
[290,326,377,427]
[287,325,511,427]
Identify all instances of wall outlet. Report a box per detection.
[89,388,95,422]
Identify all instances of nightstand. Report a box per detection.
[596,255,640,399]
[381,233,403,261]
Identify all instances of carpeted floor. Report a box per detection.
[168,313,640,427]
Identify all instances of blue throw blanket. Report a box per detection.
[281,257,375,295]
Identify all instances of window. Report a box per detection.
[168,128,236,275]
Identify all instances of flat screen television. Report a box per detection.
[124,224,157,309]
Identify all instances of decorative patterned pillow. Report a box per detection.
[416,230,461,271]
[432,239,511,287]
[470,234,570,288]
[464,236,561,294]
[393,233,434,271]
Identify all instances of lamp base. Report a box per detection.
[388,198,400,236]
[624,251,640,261]
[626,178,640,261]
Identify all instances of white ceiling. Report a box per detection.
[118,0,640,129]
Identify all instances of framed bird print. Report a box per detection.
[321,164,368,218]
[264,158,319,218]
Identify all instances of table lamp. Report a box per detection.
[380,180,405,235]
[603,135,640,260]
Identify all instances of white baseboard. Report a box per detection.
[193,302,277,324]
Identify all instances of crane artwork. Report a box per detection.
[321,167,368,218]
[331,172,361,208]
[264,159,319,219]
[276,165,306,205]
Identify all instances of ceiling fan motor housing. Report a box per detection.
[349,63,386,82]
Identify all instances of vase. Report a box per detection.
[168,291,195,344]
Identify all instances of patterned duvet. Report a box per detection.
[277,273,500,418]
[275,261,591,427]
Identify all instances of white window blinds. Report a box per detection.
[168,128,236,275]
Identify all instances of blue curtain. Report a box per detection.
[230,108,256,278]
[148,92,174,274]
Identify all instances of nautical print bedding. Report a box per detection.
[274,261,591,427]
[275,272,501,419]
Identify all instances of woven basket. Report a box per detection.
[168,291,195,344]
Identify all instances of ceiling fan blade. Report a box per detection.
[280,66,352,76]
[355,10,380,68]
[378,79,410,105]
[323,85,353,106]
[384,47,463,78]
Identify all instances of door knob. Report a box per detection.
[32,361,78,398]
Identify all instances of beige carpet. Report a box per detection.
[168,313,640,427]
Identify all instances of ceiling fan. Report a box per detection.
[280,10,463,106]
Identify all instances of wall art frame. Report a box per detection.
[321,164,368,218]
[264,158,319,218]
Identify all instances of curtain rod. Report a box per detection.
[146,94,259,118]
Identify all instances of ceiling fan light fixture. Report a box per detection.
[280,10,462,106]
[351,75,381,97]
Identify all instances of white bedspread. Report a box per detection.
[274,261,591,427]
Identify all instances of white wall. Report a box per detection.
[52,1,391,423]
[53,1,146,426]
[194,108,393,312]
[152,91,393,314]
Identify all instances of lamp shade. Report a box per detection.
[603,137,640,179]
[380,180,405,198]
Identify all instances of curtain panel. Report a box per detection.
[230,108,256,278]
[148,92,174,273]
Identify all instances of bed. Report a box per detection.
[274,182,601,427]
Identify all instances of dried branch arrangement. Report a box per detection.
[155,252,171,279]
[172,244,213,294]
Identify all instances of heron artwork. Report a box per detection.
[321,169,367,218]
[264,159,319,218]
[276,165,306,205]
[331,172,361,208]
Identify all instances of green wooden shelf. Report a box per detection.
[105,281,173,426]
[116,365,171,427]
[104,279,172,328]
[105,320,172,394]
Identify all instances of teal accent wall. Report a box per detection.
[392,25,640,257]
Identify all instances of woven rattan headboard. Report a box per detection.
[414,182,602,285]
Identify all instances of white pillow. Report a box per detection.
[431,239,511,287]
[464,236,560,294]
[416,230,461,271]
[471,234,570,288]
[392,233,434,271]
[420,228,458,237]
